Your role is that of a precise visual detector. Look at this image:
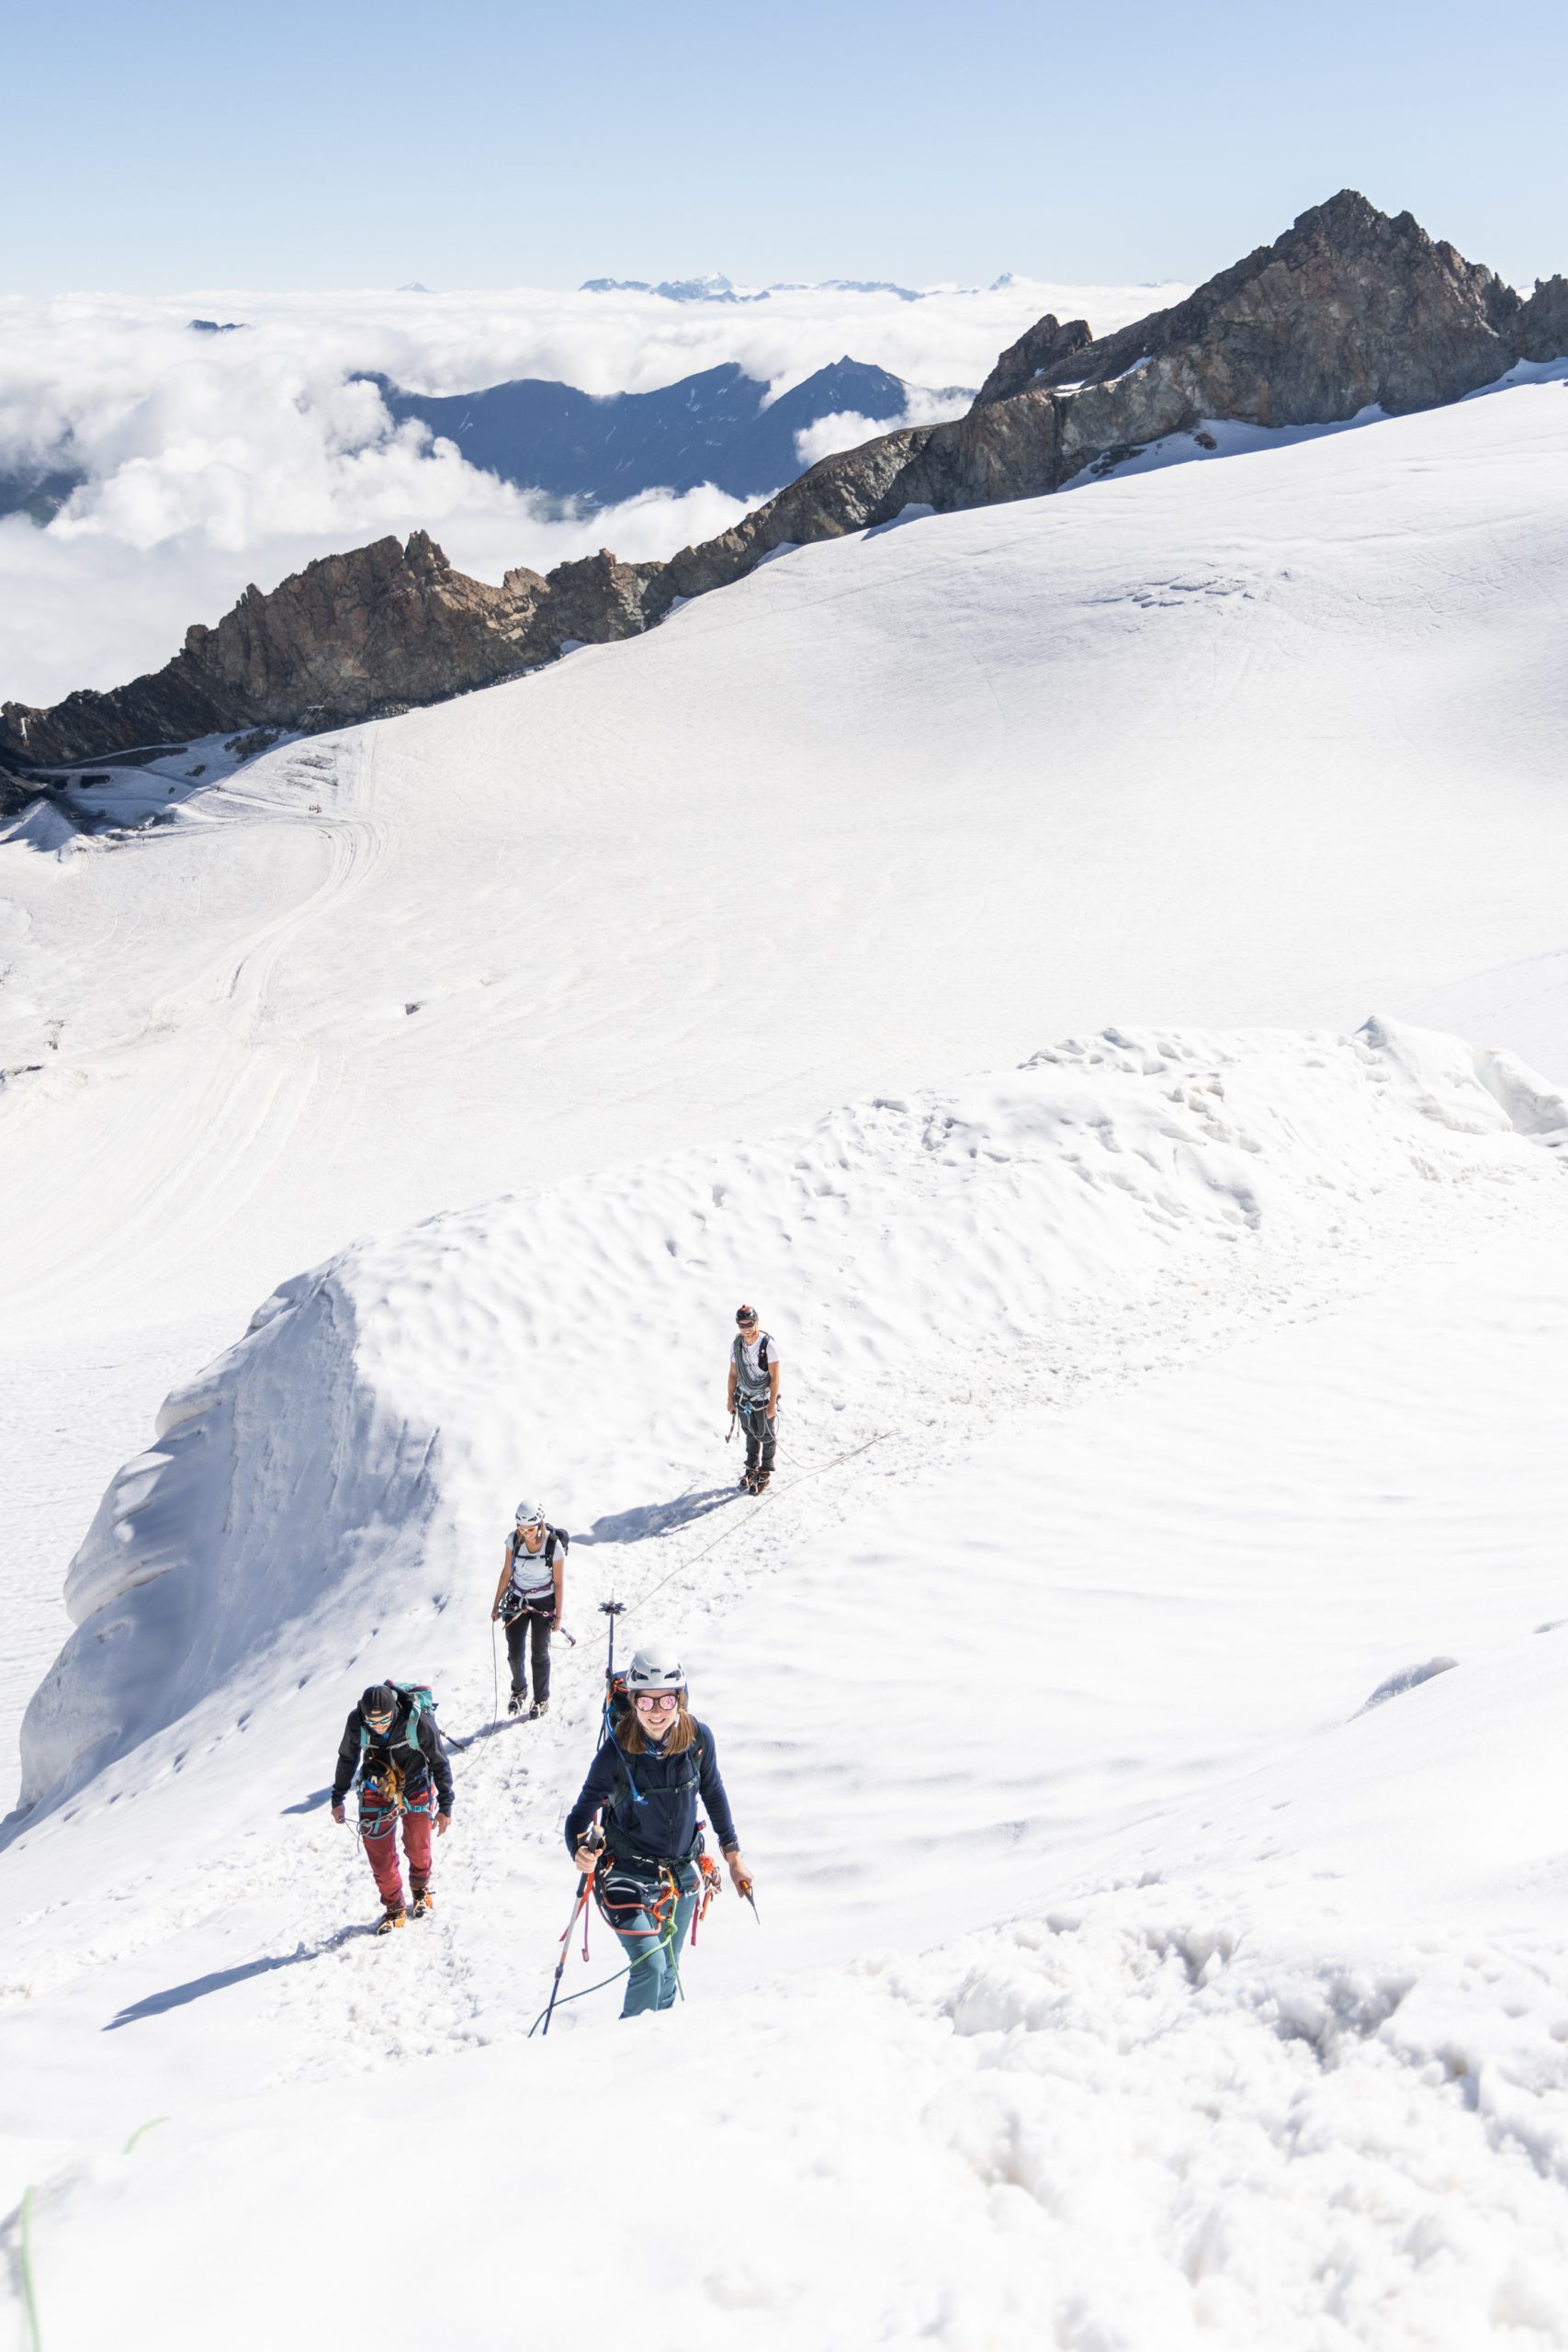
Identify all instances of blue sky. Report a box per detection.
[5,0,1564,292]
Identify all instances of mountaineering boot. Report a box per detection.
[753,1469,772,1493]
[376,1905,407,1935]
[507,1690,524,1716]
[410,1886,434,1917]
[739,1469,757,1494]
[528,1696,549,1720]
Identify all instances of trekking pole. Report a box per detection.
[599,1596,626,1682]
[540,1875,593,2038]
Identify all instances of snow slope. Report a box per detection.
[3,1017,1568,2346]
[6,380,1568,1351]
[6,376,1568,1754]
[6,369,1568,2346]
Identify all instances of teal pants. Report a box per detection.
[612,1872,699,2017]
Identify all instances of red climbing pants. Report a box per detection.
[362,1808,433,1910]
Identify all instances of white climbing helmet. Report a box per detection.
[514,1499,545,1530]
[626,1646,686,1696]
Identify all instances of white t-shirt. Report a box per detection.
[734,1329,778,1400]
[508,1528,562,1599]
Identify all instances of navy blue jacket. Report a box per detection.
[564,1717,738,1864]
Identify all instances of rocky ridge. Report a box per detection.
[5,191,1565,773]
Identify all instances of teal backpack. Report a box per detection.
[357,1679,439,1763]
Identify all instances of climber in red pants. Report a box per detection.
[331,1682,454,1931]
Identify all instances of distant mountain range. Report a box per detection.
[371,356,964,506]
[579,274,940,304]
[0,355,964,535]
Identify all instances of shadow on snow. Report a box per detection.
[573,1485,739,1546]
[105,1927,372,2028]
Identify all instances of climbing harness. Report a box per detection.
[356,1753,438,1844]
[530,1856,692,2035]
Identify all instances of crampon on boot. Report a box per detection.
[410,1886,434,1917]
[375,1905,407,1935]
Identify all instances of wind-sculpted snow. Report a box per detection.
[17,1016,1563,1825]
[18,1273,442,1821]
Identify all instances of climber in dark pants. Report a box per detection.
[491,1500,568,1717]
[727,1304,780,1493]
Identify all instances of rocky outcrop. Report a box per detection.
[973,313,1094,408]
[972,189,1528,438]
[6,192,1566,772]
[1,534,555,767]
[1520,275,1568,363]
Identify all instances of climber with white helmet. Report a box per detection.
[563,1644,750,2018]
[491,1499,569,1718]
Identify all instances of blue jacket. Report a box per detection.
[564,1717,738,1864]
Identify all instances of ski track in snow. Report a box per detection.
[0,737,385,1332]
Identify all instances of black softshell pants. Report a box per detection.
[739,1396,776,1482]
[505,1605,552,1702]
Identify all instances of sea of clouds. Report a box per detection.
[0,276,1182,707]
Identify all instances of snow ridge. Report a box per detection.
[16,1014,1562,1826]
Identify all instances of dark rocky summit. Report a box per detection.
[6,192,1565,773]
